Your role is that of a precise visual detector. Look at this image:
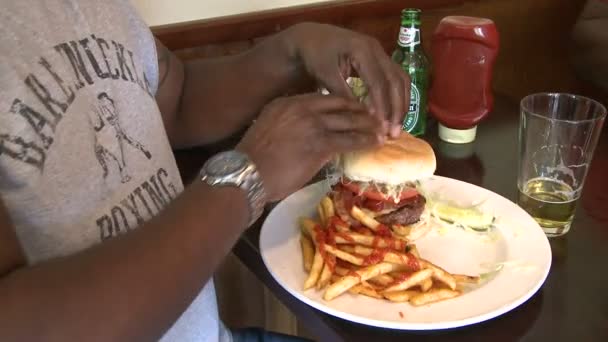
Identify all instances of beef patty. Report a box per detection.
[376,195,426,226]
[330,184,426,227]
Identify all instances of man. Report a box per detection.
[0,1,408,341]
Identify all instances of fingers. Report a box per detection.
[301,94,386,151]
[351,38,410,138]
[351,47,391,121]
[321,67,356,102]
[265,93,386,155]
[323,131,383,153]
[320,111,387,134]
[385,61,410,138]
[299,93,367,114]
[302,93,387,137]
[372,53,405,138]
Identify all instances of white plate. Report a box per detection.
[259,176,552,330]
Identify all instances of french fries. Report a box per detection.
[383,251,421,269]
[349,284,383,299]
[383,290,420,302]
[351,245,372,255]
[324,245,364,266]
[368,274,395,287]
[338,245,356,254]
[351,206,381,230]
[334,266,350,277]
[300,218,317,238]
[350,245,421,270]
[317,263,333,289]
[324,262,402,300]
[420,277,433,292]
[317,204,326,227]
[382,269,433,293]
[407,244,420,258]
[410,288,461,306]
[300,235,314,272]
[454,274,481,285]
[321,197,335,223]
[419,259,457,290]
[392,224,412,237]
[335,233,407,250]
[304,251,324,290]
[298,194,479,307]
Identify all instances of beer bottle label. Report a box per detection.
[398,27,421,48]
[403,83,420,132]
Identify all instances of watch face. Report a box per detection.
[206,151,247,177]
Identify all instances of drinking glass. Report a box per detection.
[518,93,606,237]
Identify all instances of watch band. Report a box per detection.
[200,151,267,226]
[237,162,267,226]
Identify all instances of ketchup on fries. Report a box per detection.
[299,197,481,305]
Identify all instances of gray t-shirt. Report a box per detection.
[0,1,230,340]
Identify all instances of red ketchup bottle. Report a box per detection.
[429,16,499,144]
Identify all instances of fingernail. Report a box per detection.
[377,134,386,144]
[391,125,402,138]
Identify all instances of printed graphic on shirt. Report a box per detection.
[1,33,181,241]
[1,34,155,173]
[97,167,179,240]
[91,92,152,183]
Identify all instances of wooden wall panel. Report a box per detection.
[157,0,602,105]
[153,0,467,50]
[418,0,589,101]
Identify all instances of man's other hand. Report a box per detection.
[237,94,386,201]
[284,23,411,138]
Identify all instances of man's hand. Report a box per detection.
[284,23,411,138]
[156,22,409,149]
[237,94,386,201]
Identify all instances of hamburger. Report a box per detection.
[330,132,436,239]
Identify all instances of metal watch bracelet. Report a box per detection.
[200,151,267,227]
[238,163,267,226]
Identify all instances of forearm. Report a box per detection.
[170,31,307,148]
[0,182,248,341]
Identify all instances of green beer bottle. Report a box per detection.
[392,9,429,136]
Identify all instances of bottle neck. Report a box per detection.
[396,24,422,52]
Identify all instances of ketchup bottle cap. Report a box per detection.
[438,124,477,144]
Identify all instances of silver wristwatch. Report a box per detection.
[200,150,266,226]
